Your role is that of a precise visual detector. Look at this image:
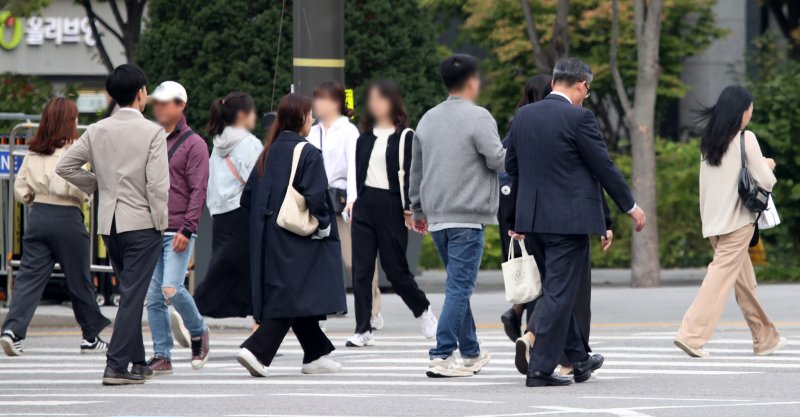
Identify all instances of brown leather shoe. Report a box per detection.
[146,356,173,375]
[191,326,210,370]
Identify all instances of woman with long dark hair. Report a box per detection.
[236,93,346,376]
[1,97,111,356]
[346,80,437,347]
[193,92,263,320]
[308,81,360,279]
[674,85,784,358]
[498,74,552,341]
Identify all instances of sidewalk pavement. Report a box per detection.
[1,268,707,331]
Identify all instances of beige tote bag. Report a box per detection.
[276,142,319,236]
[501,239,542,304]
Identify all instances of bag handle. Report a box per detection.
[224,156,246,185]
[397,128,413,209]
[739,131,747,169]
[168,129,194,161]
[288,142,307,187]
[507,238,530,262]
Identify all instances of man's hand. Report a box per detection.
[764,157,776,171]
[601,230,613,252]
[508,230,525,240]
[628,205,646,232]
[343,203,354,223]
[404,211,414,230]
[172,234,190,253]
[412,219,428,235]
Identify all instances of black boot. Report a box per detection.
[102,366,145,386]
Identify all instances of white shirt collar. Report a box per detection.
[117,107,141,114]
[550,91,573,105]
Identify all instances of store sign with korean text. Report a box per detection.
[1,13,96,50]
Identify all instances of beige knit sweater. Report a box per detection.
[699,130,776,238]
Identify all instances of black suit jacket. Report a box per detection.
[355,127,413,210]
[506,94,634,236]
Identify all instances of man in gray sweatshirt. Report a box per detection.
[409,54,506,378]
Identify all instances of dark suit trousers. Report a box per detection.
[351,187,430,334]
[527,233,591,374]
[2,204,110,340]
[102,223,162,372]
[241,316,335,365]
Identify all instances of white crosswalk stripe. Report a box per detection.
[1,330,795,385]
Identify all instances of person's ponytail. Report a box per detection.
[206,98,226,137]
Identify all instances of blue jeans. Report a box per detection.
[429,228,484,359]
[146,234,204,360]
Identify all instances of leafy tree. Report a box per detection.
[345,0,443,125]
[0,73,78,133]
[762,0,800,58]
[421,0,724,144]
[137,0,293,136]
[137,0,442,139]
[0,0,51,16]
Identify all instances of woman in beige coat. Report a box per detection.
[674,86,785,358]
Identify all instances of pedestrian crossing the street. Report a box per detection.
[2,328,799,416]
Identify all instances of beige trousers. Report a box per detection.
[676,224,780,353]
[338,216,382,315]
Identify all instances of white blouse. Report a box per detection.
[307,116,359,203]
[365,127,395,190]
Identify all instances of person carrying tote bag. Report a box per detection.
[502,238,542,304]
[236,93,347,377]
[674,86,786,359]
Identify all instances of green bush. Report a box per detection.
[418,139,712,270]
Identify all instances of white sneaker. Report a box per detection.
[462,350,491,374]
[0,330,23,356]
[370,313,385,330]
[346,332,375,347]
[236,348,269,377]
[170,310,191,348]
[419,307,438,339]
[301,356,342,374]
[756,337,788,356]
[426,355,474,378]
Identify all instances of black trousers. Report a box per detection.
[241,316,335,365]
[102,222,162,372]
[2,204,110,340]
[527,233,591,374]
[351,187,430,334]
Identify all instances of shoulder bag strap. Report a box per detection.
[739,131,747,169]
[224,155,246,185]
[288,142,307,188]
[397,128,413,209]
[168,129,195,161]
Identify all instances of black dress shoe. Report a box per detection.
[131,362,154,380]
[526,370,573,387]
[572,354,604,383]
[102,366,145,386]
[500,308,522,342]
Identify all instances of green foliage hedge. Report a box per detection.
[419,139,712,270]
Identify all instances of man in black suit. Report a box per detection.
[506,58,646,387]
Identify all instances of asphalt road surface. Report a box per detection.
[2,284,800,417]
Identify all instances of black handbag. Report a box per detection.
[327,188,347,214]
[737,131,770,213]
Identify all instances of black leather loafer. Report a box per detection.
[500,308,522,342]
[102,366,146,385]
[572,354,604,383]
[526,370,573,387]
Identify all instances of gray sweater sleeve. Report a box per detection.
[474,115,506,173]
[409,129,425,220]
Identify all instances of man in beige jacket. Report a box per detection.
[57,64,169,386]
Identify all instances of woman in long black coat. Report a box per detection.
[235,94,347,377]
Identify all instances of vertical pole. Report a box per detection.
[292,0,345,96]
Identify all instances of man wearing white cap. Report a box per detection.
[144,81,211,375]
